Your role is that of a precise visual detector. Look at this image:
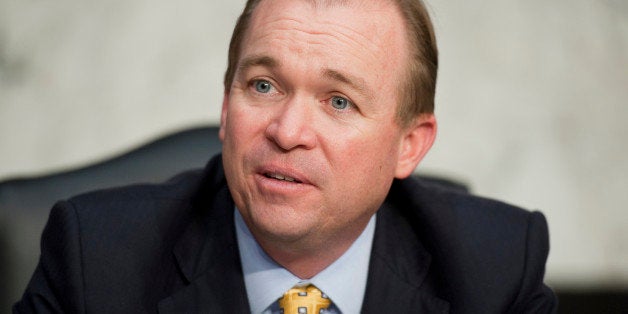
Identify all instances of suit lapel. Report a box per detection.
[158,158,250,313]
[362,201,449,313]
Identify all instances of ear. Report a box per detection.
[219,91,229,142]
[394,114,437,179]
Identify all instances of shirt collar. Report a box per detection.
[235,208,376,314]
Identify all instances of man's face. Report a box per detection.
[220,0,434,248]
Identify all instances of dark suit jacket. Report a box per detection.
[14,155,557,313]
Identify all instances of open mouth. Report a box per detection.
[264,172,302,183]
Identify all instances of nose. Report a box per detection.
[265,96,317,151]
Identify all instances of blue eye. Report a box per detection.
[331,96,351,110]
[254,80,272,93]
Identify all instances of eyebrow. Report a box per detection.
[323,69,373,101]
[238,55,279,73]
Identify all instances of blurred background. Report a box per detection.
[1,0,627,312]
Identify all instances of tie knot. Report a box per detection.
[279,284,331,314]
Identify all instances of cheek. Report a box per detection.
[328,135,396,181]
[363,134,400,178]
[225,107,263,145]
[222,109,254,179]
[322,138,397,221]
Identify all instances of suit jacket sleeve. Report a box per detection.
[13,201,86,314]
[508,211,558,313]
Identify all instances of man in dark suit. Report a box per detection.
[15,0,557,313]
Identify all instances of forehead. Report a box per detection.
[239,0,410,94]
[245,0,406,52]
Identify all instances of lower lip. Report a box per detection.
[254,173,312,195]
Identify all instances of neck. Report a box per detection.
[261,239,353,279]
[254,219,372,279]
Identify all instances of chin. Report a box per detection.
[245,204,319,242]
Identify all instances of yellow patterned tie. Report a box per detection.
[278,284,331,314]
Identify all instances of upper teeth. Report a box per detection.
[268,173,296,182]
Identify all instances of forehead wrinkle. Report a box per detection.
[252,5,385,62]
[252,23,384,86]
[320,17,385,55]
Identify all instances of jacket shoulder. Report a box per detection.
[387,177,556,312]
[67,153,227,225]
[391,176,540,242]
[69,168,204,212]
[14,156,231,313]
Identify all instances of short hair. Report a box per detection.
[223,0,438,128]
